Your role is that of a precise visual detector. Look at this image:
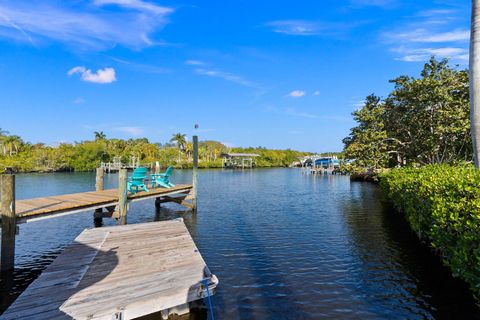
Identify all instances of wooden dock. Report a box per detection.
[0,219,218,320]
[0,164,198,273]
[14,184,193,222]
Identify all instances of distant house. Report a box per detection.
[221,153,260,168]
[298,155,341,169]
[314,157,340,169]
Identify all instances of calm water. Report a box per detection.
[1,168,479,319]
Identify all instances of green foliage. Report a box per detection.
[343,94,389,170]
[231,147,310,167]
[380,165,480,299]
[170,133,187,151]
[344,57,471,170]
[94,131,107,141]
[0,131,309,172]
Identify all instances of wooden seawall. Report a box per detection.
[0,219,218,319]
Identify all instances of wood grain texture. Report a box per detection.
[0,219,218,320]
[0,174,16,272]
[7,184,192,221]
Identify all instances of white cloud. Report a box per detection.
[73,97,85,104]
[417,9,458,17]
[313,91,320,96]
[112,126,144,136]
[84,123,144,136]
[267,20,321,36]
[349,0,395,7]
[288,130,303,135]
[93,0,173,15]
[0,1,174,50]
[68,66,117,84]
[185,60,205,66]
[389,28,469,43]
[383,8,469,64]
[266,19,365,38]
[194,68,257,88]
[267,105,348,121]
[285,107,317,118]
[111,57,170,74]
[394,47,468,62]
[351,99,365,109]
[286,90,306,98]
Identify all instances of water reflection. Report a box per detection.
[1,169,479,319]
[340,181,480,319]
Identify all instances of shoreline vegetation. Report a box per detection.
[342,57,470,172]
[380,165,480,300]
[0,131,312,173]
[342,57,480,301]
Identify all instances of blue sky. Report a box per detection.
[0,0,470,152]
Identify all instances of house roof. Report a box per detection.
[221,153,260,157]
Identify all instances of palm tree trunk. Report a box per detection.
[470,0,480,167]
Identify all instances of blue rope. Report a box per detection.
[201,279,215,320]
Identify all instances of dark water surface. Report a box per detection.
[1,168,479,319]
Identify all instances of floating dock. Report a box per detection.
[0,219,218,320]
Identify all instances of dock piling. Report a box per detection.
[95,167,104,191]
[1,174,16,272]
[94,168,104,225]
[192,135,198,212]
[118,168,128,225]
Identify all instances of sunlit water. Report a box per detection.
[0,169,479,319]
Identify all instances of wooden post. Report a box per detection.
[192,135,198,212]
[94,168,104,225]
[95,167,104,191]
[1,174,16,272]
[118,168,128,225]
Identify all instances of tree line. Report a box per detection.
[343,57,470,170]
[0,131,310,172]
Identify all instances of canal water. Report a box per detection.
[1,168,479,319]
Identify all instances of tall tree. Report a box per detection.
[342,94,390,170]
[471,0,480,167]
[386,58,470,165]
[1,135,23,157]
[170,133,187,151]
[343,57,470,168]
[94,131,107,141]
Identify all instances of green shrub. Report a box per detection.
[380,164,480,299]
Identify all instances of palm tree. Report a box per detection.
[170,133,187,151]
[1,135,22,157]
[0,136,6,156]
[94,131,107,141]
[184,142,193,161]
[471,0,480,167]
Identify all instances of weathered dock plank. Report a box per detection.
[10,184,192,221]
[1,219,218,320]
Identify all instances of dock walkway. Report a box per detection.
[12,184,193,222]
[0,219,218,320]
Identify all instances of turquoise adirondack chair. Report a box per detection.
[127,167,149,194]
[151,166,175,188]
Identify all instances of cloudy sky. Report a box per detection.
[0,0,470,151]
